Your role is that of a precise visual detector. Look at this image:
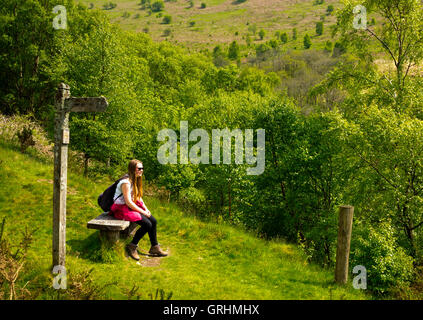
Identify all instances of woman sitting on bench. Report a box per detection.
[110,159,168,260]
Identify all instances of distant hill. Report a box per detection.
[79,0,342,51]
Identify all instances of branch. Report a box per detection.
[410,220,423,231]
[353,149,399,190]
[365,28,398,66]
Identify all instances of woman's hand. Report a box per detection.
[143,210,151,218]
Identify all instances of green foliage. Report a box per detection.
[324,40,333,54]
[316,21,324,36]
[228,41,240,60]
[258,29,266,40]
[350,222,414,294]
[103,2,117,10]
[151,0,164,12]
[17,125,35,153]
[280,32,288,44]
[303,34,312,49]
[292,28,297,40]
[332,0,423,113]
[162,15,172,24]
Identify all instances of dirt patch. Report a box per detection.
[137,256,162,267]
[126,248,171,267]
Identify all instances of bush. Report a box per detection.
[17,125,35,153]
[303,34,312,49]
[162,15,172,24]
[280,32,288,44]
[350,222,415,295]
[316,22,324,36]
[201,2,206,8]
[103,2,117,10]
[178,187,206,214]
[151,0,164,12]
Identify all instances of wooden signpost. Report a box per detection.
[53,83,108,267]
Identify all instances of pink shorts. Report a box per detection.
[109,200,145,222]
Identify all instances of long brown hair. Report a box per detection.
[128,159,143,202]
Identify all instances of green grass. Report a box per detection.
[0,141,369,299]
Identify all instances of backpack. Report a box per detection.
[97,174,129,212]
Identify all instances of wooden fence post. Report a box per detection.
[335,205,354,285]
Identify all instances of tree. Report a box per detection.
[258,29,266,40]
[228,41,240,60]
[333,0,423,113]
[280,32,288,44]
[303,34,312,49]
[0,0,71,118]
[151,0,164,12]
[162,15,172,24]
[316,21,324,36]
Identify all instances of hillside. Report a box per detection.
[0,138,368,300]
[79,0,343,51]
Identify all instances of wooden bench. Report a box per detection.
[87,212,137,244]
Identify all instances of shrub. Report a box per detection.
[280,32,288,44]
[316,21,324,36]
[103,2,117,10]
[228,41,240,60]
[350,222,415,295]
[303,34,311,49]
[201,2,206,8]
[162,15,172,24]
[151,0,164,12]
[292,28,297,40]
[17,125,35,153]
[178,187,206,214]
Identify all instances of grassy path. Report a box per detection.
[0,143,368,299]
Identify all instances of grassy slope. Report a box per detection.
[78,0,344,51]
[0,142,368,300]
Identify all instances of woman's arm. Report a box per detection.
[122,183,150,216]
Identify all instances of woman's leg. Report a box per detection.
[130,215,158,247]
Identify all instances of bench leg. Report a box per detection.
[100,230,120,245]
[120,222,138,239]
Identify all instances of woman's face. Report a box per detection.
[135,163,144,177]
